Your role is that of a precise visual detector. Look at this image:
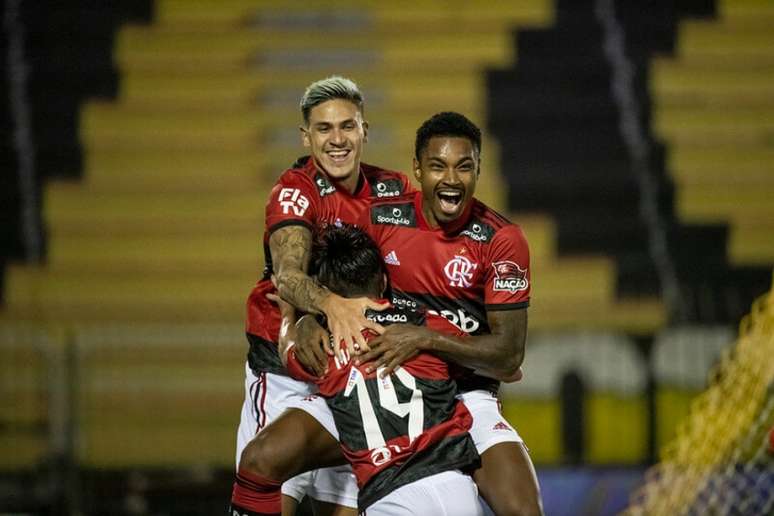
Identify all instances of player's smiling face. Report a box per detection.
[301,99,368,192]
[414,136,479,227]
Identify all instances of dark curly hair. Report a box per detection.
[414,111,482,162]
[311,224,386,298]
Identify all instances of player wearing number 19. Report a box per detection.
[278,225,484,515]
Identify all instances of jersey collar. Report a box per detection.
[307,158,369,198]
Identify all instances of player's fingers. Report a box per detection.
[323,334,335,356]
[310,338,328,371]
[379,355,402,378]
[266,292,280,303]
[355,346,381,366]
[298,347,324,376]
[361,319,386,335]
[353,331,371,354]
[339,333,354,363]
[365,299,390,311]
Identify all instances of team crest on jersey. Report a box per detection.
[371,203,416,227]
[314,173,336,197]
[460,219,495,242]
[491,261,528,293]
[444,255,478,288]
[370,178,403,198]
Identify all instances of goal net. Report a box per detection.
[624,285,774,515]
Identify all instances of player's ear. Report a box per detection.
[413,157,421,182]
[362,120,369,143]
[300,125,311,148]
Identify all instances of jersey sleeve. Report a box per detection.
[484,224,531,310]
[264,172,320,235]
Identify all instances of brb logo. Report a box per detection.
[278,187,309,216]
[491,261,528,293]
[444,255,477,288]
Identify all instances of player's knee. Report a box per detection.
[239,432,292,481]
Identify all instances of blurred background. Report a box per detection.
[1,0,772,514]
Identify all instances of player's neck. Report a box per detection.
[339,168,362,195]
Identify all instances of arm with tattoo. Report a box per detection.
[269,224,328,315]
[270,225,387,357]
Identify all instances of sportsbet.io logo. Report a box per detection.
[372,203,415,226]
[491,260,528,293]
[444,255,478,288]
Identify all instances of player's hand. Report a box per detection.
[321,293,388,363]
[356,324,433,378]
[294,315,330,376]
[266,292,298,368]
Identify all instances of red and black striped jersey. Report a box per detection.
[357,191,531,392]
[286,305,480,511]
[245,157,413,375]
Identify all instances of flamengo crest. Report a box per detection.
[491,261,528,293]
[444,255,477,288]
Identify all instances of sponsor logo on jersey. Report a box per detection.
[371,203,416,227]
[384,250,401,266]
[491,261,529,293]
[492,421,512,431]
[444,255,478,288]
[391,296,419,310]
[371,444,402,466]
[314,173,336,196]
[367,311,409,324]
[371,178,403,198]
[428,307,480,334]
[460,219,495,242]
[278,187,309,216]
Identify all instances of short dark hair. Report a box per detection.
[300,76,364,126]
[311,224,385,298]
[415,111,482,162]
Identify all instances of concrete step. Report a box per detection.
[669,148,774,186]
[3,266,249,323]
[44,185,263,227]
[83,149,265,193]
[118,70,488,111]
[153,0,551,26]
[677,186,774,222]
[115,29,515,71]
[730,221,774,265]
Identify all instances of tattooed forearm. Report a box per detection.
[269,225,331,314]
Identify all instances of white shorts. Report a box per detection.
[363,470,484,516]
[235,363,358,508]
[458,389,523,454]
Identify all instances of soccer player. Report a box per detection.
[274,224,484,515]
[355,112,544,516]
[231,76,413,516]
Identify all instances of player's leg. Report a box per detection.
[280,471,357,516]
[239,408,345,479]
[231,371,352,515]
[461,390,543,516]
[365,470,483,516]
[474,442,542,516]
